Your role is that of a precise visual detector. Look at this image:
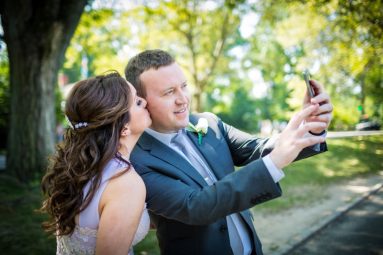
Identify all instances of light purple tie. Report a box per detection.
[171,130,248,255]
[171,130,216,185]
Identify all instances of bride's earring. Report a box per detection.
[121,125,131,137]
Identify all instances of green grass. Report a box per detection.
[253,135,383,213]
[0,135,382,254]
[134,230,160,255]
[0,174,56,254]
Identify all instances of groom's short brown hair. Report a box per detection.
[125,49,175,97]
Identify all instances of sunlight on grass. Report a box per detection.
[322,168,335,177]
[0,135,382,254]
[253,135,383,212]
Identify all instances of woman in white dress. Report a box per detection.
[41,72,152,254]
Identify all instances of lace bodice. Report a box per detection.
[57,207,150,255]
[56,158,150,254]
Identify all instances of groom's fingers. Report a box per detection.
[289,104,319,129]
[306,113,332,123]
[310,103,333,116]
[311,92,329,105]
[297,122,327,137]
[310,80,324,94]
[297,135,326,148]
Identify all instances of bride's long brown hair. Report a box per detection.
[41,72,133,236]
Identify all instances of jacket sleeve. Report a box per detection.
[135,112,325,226]
[216,114,327,166]
[135,158,282,226]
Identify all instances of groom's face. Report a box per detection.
[140,63,190,133]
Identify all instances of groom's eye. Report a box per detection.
[163,89,174,96]
[136,99,143,106]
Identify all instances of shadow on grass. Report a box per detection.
[0,174,55,254]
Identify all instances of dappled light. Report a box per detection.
[256,136,383,213]
[345,184,375,194]
[0,1,382,254]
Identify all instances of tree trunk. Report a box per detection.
[0,0,87,183]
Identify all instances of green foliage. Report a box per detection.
[214,87,259,132]
[259,0,383,127]
[133,0,247,111]
[59,0,382,131]
[62,8,133,82]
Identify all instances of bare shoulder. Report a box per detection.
[100,166,146,208]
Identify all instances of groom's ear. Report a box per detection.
[121,125,131,137]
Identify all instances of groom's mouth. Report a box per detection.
[174,107,187,114]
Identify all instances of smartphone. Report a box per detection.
[303,70,315,97]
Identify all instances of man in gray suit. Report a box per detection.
[125,49,332,255]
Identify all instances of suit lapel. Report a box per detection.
[137,132,207,186]
[187,116,229,180]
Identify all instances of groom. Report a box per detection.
[125,49,332,255]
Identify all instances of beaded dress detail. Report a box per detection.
[56,158,150,255]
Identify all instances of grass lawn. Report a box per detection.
[0,135,382,254]
[253,135,383,213]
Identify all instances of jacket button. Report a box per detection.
[220,225,228,232]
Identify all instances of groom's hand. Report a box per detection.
[303,80,333,134]
[269,104,326,169]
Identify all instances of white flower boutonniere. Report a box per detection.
[186,118,208,145]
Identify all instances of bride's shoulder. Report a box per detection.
[101,163,146,205]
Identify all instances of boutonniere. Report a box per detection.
[186,118,208,145]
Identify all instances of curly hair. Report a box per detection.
[124,49,175,97]
[41,72,133,236]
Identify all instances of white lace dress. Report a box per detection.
[56,158,150,255]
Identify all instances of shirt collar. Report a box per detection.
[145,128,185,147]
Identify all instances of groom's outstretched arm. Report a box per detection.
[220,116,327,167]
[135,159,281,226]
[220,104,327,170]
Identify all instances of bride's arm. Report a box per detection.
[96,168,146,255]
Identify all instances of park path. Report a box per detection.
[289,187,383,255]
[252,171,383,255]
[327,130,383,138]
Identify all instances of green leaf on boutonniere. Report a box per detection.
[186,118,208,145]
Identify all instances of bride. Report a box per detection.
[41,72,152,254]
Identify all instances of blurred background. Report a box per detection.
[0,0,382,254]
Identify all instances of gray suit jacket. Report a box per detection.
[131,112,327,255]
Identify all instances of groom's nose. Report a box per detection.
[175,90,189,105]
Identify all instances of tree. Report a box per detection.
[0,0,87,183]
[62,1,264,131]
[135,0,246,111]
[0,44,9,150]
[63,8,134,82]
[251,0,383,129]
